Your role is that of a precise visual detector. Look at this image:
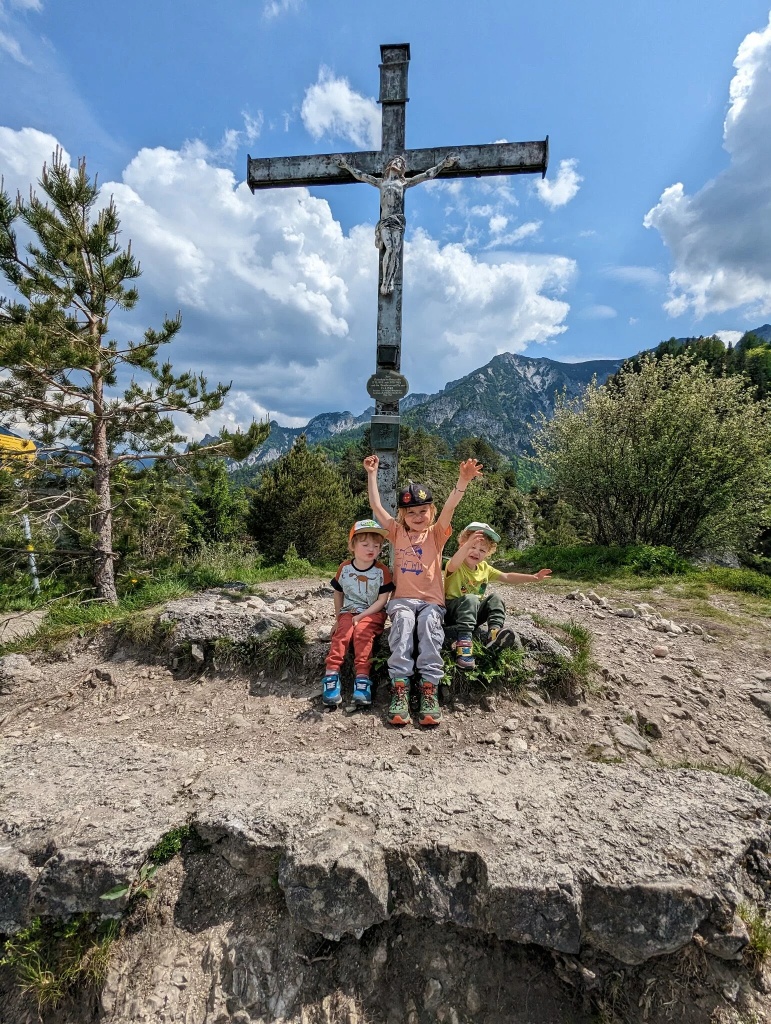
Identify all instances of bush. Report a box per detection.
[504,543,687,580]
[533,354,771,553]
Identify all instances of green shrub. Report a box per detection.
[701,567,771,599]
[627,545,689,575]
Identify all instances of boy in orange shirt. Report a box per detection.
[364,455,482,726]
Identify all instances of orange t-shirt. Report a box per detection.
[386,520,452,606]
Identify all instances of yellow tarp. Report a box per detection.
[0,432,36,468]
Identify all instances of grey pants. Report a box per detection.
[387,598,446,684]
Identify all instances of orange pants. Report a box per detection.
[325,611,386,677]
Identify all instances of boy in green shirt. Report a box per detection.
[444,522,552,669]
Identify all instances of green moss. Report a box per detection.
[149,824,194,864]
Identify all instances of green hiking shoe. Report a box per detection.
[388,677,411,725]
[418,679,441,727]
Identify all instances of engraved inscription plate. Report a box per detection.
[366,370,409,403]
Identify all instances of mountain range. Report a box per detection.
[226,324,771,471]
[222,351,625,472]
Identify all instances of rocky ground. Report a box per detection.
[1,575,770,1023]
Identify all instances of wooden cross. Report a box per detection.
[248,43,548,516]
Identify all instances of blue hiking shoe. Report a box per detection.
[321,673,342,706]
[352,675,373,706]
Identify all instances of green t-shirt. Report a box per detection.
[444,560,502,600]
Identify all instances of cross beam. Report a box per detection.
[247,43,549,518]
[247,142,548,190]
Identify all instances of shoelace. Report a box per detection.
[421,681,436,699]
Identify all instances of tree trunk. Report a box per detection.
[92,375,118,605]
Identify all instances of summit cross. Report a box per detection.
[248,43,548,516]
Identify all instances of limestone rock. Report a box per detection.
[1,734,770,981]
[749,691,771,718]
[280,829,389,940]
[609,723,651,754]
[0,653,42,686]
[505,615,571,661]
[0,848,37,932]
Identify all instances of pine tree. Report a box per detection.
[0,151,267,602]
[246,436,354,563]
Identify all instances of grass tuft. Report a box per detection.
[149,824,193,864]
[258,624,307,674]
[667,760,771,797]
[738,902,771,973]
[0,915,118,1011]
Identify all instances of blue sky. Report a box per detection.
[2,0,771,433]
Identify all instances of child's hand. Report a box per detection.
[363,454,379,474]
[534,568,553,581]
[458,458,483,485]
[351,612,364,625]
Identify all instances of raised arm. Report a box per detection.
[338,156,381,187]
[404,154,458,189]
[445,531,484,576]
[363,454,395,528]
[436,458,483,533]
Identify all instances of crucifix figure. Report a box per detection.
[338,152,458,295]
[248,43,548,517]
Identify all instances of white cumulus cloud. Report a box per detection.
[301,66,380,149]
[715,330,744,346]
[535,158,582,209]
[0,126,69,191]
[0,127,576,431]
[644,13,771,318]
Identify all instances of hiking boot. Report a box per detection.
[321,673,342,706]
[352,675,373,706]
[388,678,411,725]
[418,680,441,727]
[485,627,520,651]
[454,636,475,670]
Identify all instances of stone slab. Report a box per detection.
[1,736,769,965]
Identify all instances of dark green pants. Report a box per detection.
[444,593,506,638]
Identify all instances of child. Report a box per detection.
[364,454,483,727]
[444,522,552,669]
[321,519,395,707]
